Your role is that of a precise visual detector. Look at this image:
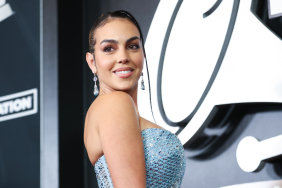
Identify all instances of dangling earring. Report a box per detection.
[141,72,145,90]
[93,72,99,96]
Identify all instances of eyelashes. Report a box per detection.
[103,46,114,52]
[128,44,140,50]
[103,44,140,52]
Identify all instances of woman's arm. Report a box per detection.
[91,91,146,188]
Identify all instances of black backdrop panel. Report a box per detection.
[0,0,40,188]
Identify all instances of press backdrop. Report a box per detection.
[0,0,282,188]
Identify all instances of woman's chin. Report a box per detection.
[115,84,136,92]
[117,87,133,92]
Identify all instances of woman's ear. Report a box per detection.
[86,52,97,73]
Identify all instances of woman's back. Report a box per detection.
[85,92,186,188]
[95,128,186,188]
[84,91,147,187]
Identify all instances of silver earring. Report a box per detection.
[93,73,99,96]
[141,72,145,90]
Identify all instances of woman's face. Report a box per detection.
[87,19,144,93]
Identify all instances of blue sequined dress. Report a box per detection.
[94,128,186,188]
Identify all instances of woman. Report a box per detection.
[84,10,186,188]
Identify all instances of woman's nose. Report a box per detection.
[117,49,129,64]
[118,57,129,64]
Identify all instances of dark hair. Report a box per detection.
[89,10,155,123]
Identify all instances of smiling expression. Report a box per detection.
[87,19,144,93]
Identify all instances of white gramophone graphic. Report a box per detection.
[138,0,282,175]
[0,0,14,22]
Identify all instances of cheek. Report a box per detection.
[95,53,116,75]
[132,52,144,68]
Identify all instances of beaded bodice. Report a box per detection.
[94,128,186,188]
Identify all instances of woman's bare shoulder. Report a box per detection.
[88,91,146,186]
[95,91,134,106]
[85,91,138,140]
[84,91,141,165]
[87,91,136,121]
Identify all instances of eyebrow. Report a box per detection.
[126,36,140,43]
[100,36,140,45]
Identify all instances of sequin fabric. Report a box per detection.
[94,128,186,188]
[95,155,113,188]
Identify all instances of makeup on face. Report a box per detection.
[98,36,141,79]
[93,19,144,90]
[113,67,134,78]
[99,37,141,54]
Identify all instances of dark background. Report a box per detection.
[0,0,40,188]
[0,0,282,187]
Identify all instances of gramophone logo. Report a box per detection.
[138,0,282,171]
[0,0,14,22]
[0,89,38,122]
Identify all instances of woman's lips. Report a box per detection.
[114,70,134,78]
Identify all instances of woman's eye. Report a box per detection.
[128,44,140,50]
[103,46,114,52]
